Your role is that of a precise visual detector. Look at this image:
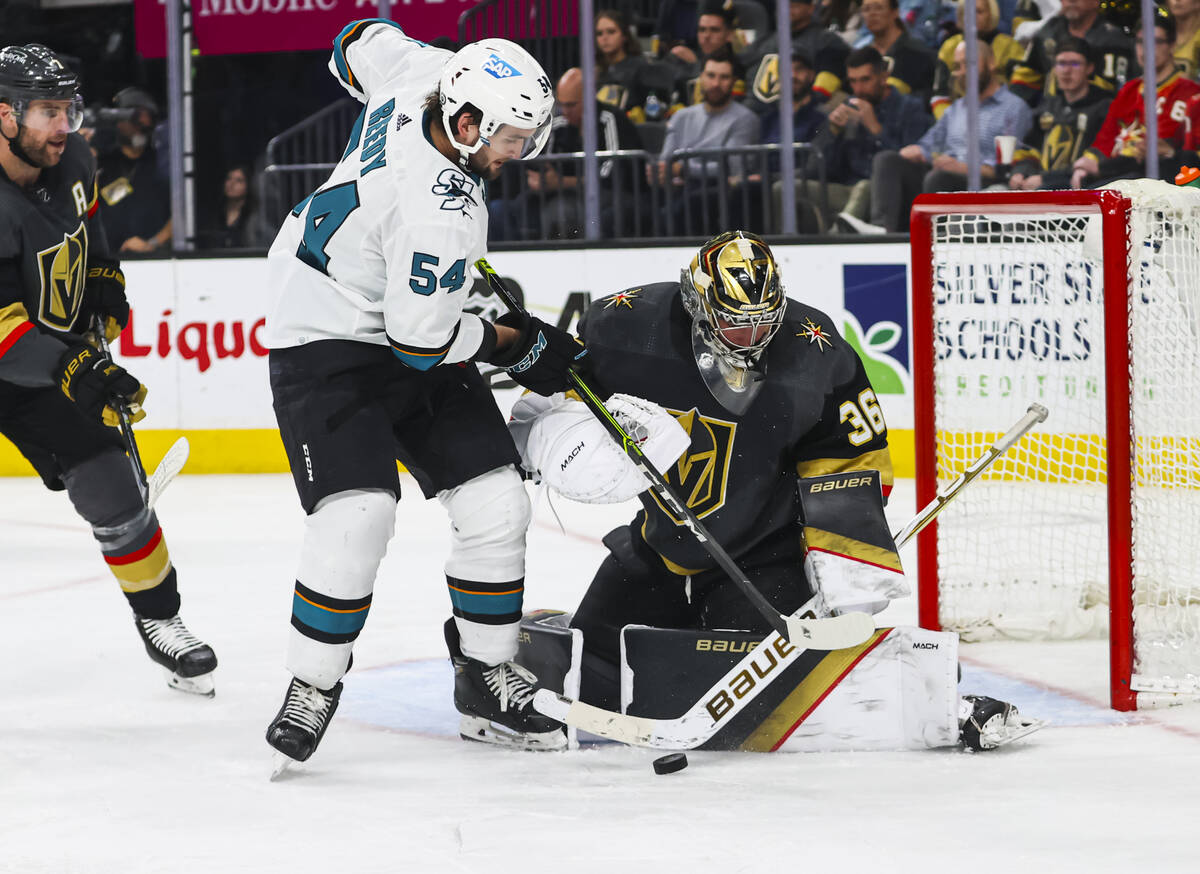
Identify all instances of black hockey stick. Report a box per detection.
[474,258,873,650]
[93,320,189,509]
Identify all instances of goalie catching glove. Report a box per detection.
[486,311,587,396]
[57,344,147,427]
[509,393,691,503]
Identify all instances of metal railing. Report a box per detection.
[261,143,829,243]
[458,0,580,79]
[487,143,828,241]
[264,98,361,168]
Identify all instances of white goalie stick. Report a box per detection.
[891,402,1049,548]
[474,258,873,651]
[533,404,1051,750]
[94,323,190,509]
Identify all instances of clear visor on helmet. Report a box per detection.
[484,114,553,160]
[13,95,84,133]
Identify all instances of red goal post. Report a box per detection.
[909,184,1200,711]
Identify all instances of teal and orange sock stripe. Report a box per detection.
[446,576,524,626]
[291,581,372,644]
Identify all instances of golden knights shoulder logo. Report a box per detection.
[36,221,88,332]
[650,407,736,522]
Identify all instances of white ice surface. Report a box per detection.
[3,474,1200,874]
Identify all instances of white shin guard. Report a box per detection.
[287,488,397,690]
[439,466,531,665]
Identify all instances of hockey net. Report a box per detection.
[910,181,1200,710]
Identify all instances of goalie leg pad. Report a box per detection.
[438,465,530,665]
[779,625,960,751]
[288,488,396,690]
[61,448,180,619]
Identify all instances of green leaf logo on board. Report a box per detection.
[842,313,909,395]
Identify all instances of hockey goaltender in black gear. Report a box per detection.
[0,44,216,695]
[509,231,1042,752]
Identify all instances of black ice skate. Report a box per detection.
[959,695,1045,750]
[445,619,565,751]
[266,677,343,776]
[134,613,218,696]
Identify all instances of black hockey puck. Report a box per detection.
[652,753,688,775]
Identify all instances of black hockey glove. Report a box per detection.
[83,259,130,342]
[487,311,587,396]
[57,344,147,427]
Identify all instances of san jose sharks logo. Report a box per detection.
[431,168,478,215]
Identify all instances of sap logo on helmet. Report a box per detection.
[483,53,522,79]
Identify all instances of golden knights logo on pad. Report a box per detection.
[36,221,88,332]
[650,407,736,522]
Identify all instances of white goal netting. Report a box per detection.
[924,180,1200,697]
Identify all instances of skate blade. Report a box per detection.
[164,668,215,697]
[459,715,567,751]
[270,752,299,781]
[983,716,1047,749]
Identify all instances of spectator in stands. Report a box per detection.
[654,47,759,233]
[96,86,171,253]
[1009,0,1133,106]
[744,0,850,106]
[596,9,648,113]
[667,1,747,106]
[200,164,265,249]
[489,67,642,241]
[822,0,865,46]
[931,0,1023,118]
[798,46,932,231]
[760,45,826,146]
[1170,0,1200,76]
[865,40,1032,231]
[855,0,937,103]
[1007,37,1111,190]
[654,0,703,57]
[1071,9,1200,188]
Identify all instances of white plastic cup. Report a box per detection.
[995,135,1017,165]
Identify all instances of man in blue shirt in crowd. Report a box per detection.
[863,39,1031,231]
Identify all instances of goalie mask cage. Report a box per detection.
[909,181,1200,711]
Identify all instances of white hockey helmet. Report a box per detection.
[438,38,554,166]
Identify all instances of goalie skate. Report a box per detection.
[134,613,217,697]
[959,695,1046,751]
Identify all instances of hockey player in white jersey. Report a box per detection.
[263,19,586,766]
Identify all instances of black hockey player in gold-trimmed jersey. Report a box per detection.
[509,232,1039,751]
[0,44,216,695]
[514,232,896,710]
